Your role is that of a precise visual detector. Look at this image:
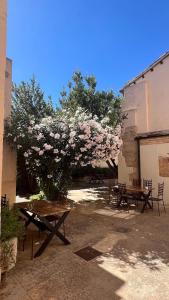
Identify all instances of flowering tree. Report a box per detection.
[11,77,55,193]
[5,108,122,201]
[60,71,126,175]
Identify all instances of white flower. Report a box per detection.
[61,150,66,155]
[39,150,44,156]
[13,137,17,142]
[34,124,40,130]
[80,147,86,152]
[49,132,54,137]
[47,174,53,178]
[68,138,74,144]
[53,149,59,154]
[7,133,12,137]
[43,143,53,150]
[17,145,22,149]
[55,158,61,163]
[27,149,32,155]
[31,146,40,152]
[69,131,76,138]
[54,133,60,139]
[24,152,28,157]
[30,120,35,125]
[79,135,85,140]
[37,133,44,140]
[86,144,92,149]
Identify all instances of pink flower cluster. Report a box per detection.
[11,108,122,176]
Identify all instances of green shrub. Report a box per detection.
[29,191,45,201]
[72,166,115,179]
[1,207,24,242]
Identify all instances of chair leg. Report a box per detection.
[108,187,111,202]
[125,199,130,213]
[157,202,160,216]
[162,200,166,213]
[63,221,66,237]
[31,233,34,260]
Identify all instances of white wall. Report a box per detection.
[119,54,169,190]
[140,142,169,203]
[123,55,169,133]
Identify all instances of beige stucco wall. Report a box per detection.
[122,56,169,134]
[0,0,7,281]
[1,58,16,206]
[119,55,169,194]
[140,139,169,203]
[0,1,7,199]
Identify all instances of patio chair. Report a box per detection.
[109,182,121,205]
[117,183,130,211]
[143,179,153,196]
[150,182,166,216]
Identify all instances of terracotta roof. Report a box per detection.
[120,51,169,93]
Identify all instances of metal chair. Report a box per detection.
[117,183,130,211]
[150,183,166,216]
[143,178,152,189]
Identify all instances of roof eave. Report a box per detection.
[120,51,169,93]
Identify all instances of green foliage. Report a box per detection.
[5,77,56,194]
[1,207,24,273]
[29,191,45,201]
[72,166,115,179]
[60,71,126,127]
[1,207,24,242]
[11,77,55,125]
[5,72,124,196]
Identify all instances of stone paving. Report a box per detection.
[1,185,169,299]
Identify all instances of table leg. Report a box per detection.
[34,211,70,258]
[117,195,122,207]
[141,194,152,213]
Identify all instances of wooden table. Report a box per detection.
[117,186,153,213]
[15,200,71,258]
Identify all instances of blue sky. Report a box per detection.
[7,0,169,103]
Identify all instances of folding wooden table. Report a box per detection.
[15,200,71,258]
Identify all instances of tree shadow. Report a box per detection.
[97,214,169,271]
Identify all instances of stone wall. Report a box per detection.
[1,58,16,206]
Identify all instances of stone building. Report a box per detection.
[2,58,16,206]
[0,0,7,209]
[118,52,169,202]
[0,1,16,208]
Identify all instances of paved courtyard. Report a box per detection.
[1,185,169,300]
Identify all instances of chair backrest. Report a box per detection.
[143,179,152,196]
[1,194,9,208]
[118,183,126,194]
[143,179,152,189]
[158,182,164,199]
[133,178,141,187]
